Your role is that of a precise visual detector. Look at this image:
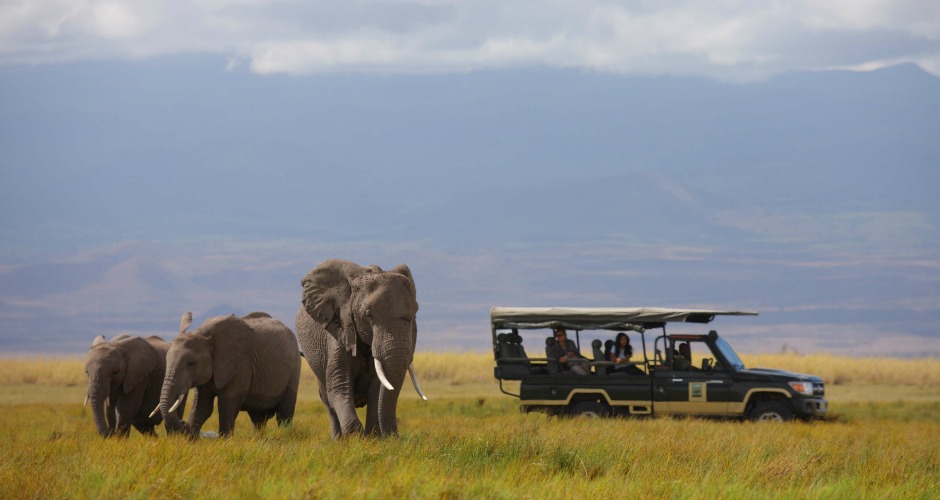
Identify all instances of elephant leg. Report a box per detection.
[364,376,380,436]
[325,344,362,436]
[247,410,267,431]
[118,385,146,435]
[275,396,297,427]
[114,395,141,438]
[276,373,299,427]
[329,396,361,435]
[216,394,245,437]
[318,383,343,439]
[114,422,132,438]
[133,422,157,437]
[187,389,215,435]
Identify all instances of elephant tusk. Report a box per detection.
[149,405,161,419]
[374,359,395,391]
[408,363,428,401]
[169,394,185,413]
[83,396,88,408]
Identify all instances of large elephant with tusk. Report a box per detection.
[296,259,426,439]
[158,311,301,438]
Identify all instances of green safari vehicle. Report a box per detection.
[491,307,828,421]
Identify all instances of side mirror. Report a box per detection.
[702,358,713,372]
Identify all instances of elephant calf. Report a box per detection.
[84,334,181,437]
[160,312,301,438]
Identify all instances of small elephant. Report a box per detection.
[84,334,182,437]
[159,311,301,438]
[296,259,427,439]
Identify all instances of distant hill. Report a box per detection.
[0,62,937,356]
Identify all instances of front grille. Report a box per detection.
[814,383,825,397]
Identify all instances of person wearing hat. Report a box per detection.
[548,327,590,375]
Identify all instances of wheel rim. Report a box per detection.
[758,411,784,422]
[578,410,600,418]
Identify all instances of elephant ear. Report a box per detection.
[301,259,360,355]
[388,264,417,299]
[206,315,254,390]
[118,336,158,394]
[179,312,193,334]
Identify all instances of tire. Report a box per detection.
[567,401,610,418]
[750,400,793,422]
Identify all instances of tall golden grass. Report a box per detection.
[1,396,938,497]
[2,351,938,387]
[743,353,940,386]
[0,352,938,497]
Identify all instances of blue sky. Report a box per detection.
[1,1,939,356]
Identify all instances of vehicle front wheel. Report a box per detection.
[750,401,793,422]
[567,401,610,418]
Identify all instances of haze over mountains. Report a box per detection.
[1,60,938,356]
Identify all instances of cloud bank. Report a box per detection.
[2,0,939,79]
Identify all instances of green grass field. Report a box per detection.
[1,353,938,498]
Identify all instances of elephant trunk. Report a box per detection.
[88,375,111,438]
[159,373,187,434]
[373,339,413,437]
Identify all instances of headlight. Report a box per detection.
[788,381,814,396]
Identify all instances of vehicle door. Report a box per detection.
[653,340,731,416]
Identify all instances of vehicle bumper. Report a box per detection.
[794,398,828,419]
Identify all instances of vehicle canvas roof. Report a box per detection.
[490,307,758,331]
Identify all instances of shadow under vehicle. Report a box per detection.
[491,307,828,421]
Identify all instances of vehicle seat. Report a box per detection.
[545,337,560,375]
[495,332,532,380]
[591,339,605,361]
[591,339,615,375]
[498,332,528,359]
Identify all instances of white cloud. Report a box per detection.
[0,1,938,79]
[90,1,143,39]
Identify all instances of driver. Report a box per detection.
[673,342,693,370]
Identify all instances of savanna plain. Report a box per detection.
[1,352,938,499]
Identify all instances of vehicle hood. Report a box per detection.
[737,368,823,383]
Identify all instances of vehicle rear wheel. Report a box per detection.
[567,401,609,418]
[750,401,793,422]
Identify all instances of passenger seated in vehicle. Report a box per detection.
[607,332,645,375]
[547,328,590,376]
[673,342,693,370]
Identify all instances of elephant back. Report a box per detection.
[244,314,300,360]
[144,335,171,356]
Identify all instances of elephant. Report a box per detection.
[296,258,427,439]
[84,333,183,437]
[159,311,301,438]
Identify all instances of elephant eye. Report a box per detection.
[399,316,412,324]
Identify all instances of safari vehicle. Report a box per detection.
[491,307,828,421]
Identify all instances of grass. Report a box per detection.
[1,352,938,498]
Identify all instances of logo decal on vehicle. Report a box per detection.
[689,382,706,401]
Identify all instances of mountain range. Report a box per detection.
[1,60,938,356]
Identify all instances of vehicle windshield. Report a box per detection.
[714,337,746,370]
